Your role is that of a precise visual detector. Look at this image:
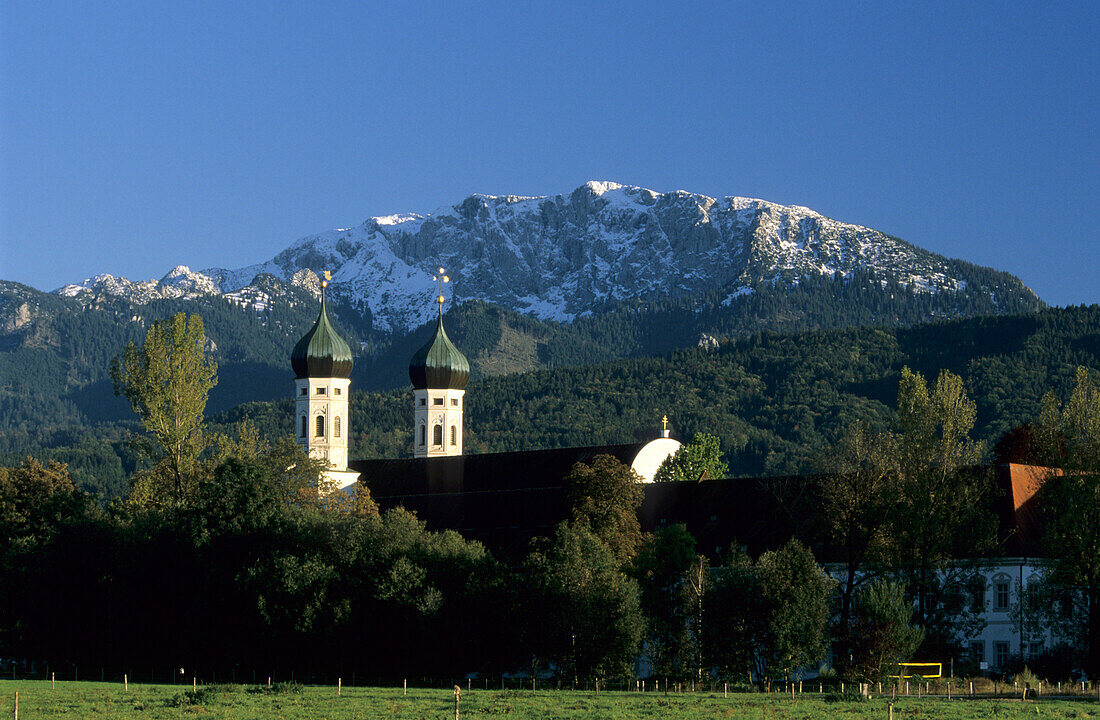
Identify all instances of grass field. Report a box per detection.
[1,680,1097,719]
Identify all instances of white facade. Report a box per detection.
[824,558,1058,674]
[295,376,359,490]
[413,387,465,458]
[965,559,1057,671]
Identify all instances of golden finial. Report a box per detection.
[432,267,450,309]
[662,415,669,431]
[322,270,331,289]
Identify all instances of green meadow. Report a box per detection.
[1,680,1097,720]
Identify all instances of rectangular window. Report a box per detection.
[334,387,341,395]
[995,581,1010,610]
[419,398,426,406]
[300,388,307,396]
[1029,642,1043,658]
[451,398,459,406]
[970,640,985,665]
[433,397,444,406]
[970,579,986,613]
[994,641,1009,668]
[316,387,326,395]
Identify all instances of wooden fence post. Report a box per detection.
[123,674,128,691]
[337,678,341,696]
[453,685,461,720]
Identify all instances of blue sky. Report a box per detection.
[2,1,1097,305]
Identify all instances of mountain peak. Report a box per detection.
[53,183,1040,332]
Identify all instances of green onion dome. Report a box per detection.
[408,312,469,390]
[291,288,353,379]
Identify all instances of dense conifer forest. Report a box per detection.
[4,303,1097,497]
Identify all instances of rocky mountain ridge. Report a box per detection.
[53,181,1041,332]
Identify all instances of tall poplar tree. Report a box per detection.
[110,312,218,503]
[887,368,993,651]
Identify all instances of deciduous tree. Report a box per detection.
[566,454,644,565]
[817,420,900,676]
[654,432,729,482]
[110,312,217,503]
[887,367,993,653]
[523,520,644,681]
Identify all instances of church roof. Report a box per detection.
[408,312,469,390]
[291,288,353,379]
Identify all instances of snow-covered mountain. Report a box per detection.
[55,182,1040,332]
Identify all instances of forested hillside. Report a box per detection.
[1,268,1037,433]
[2,270,1087,498]
[239,305,1100,480]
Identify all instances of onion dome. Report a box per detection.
[291,286,353,379]
[409,311,469,390]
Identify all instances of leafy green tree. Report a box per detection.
[816,420,901,675]
[654,432,729,482]
[632,524,699,679]
[887,367,993,652]
[523,520,644,681]
[705,540,833,683]
[110,312,217,503]
[565,454,645,565]
[0,458,89,555]
[1033,366,1100,676]
[703,546,759,681]
[847,579,924,682]
[754,539,835,681]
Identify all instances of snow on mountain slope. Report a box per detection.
[54,182,1039,333]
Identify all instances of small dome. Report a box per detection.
[409,312,469,390]
[291,290,353,379]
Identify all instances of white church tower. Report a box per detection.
[291,272,360,490]
[408,269,469,458]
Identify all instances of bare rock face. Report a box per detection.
[698,333,719,352]
[3,302,32,332]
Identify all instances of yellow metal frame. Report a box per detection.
[890,662,942,679]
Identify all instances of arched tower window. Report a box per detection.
[419,425,426,446]
[450,425,457,446]
[334,416,341,438]
[315,415,325,438]
[300,415,307,438]
[433,424,443,446]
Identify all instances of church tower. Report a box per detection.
[408,269,469,458]
[291,273,359,489]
